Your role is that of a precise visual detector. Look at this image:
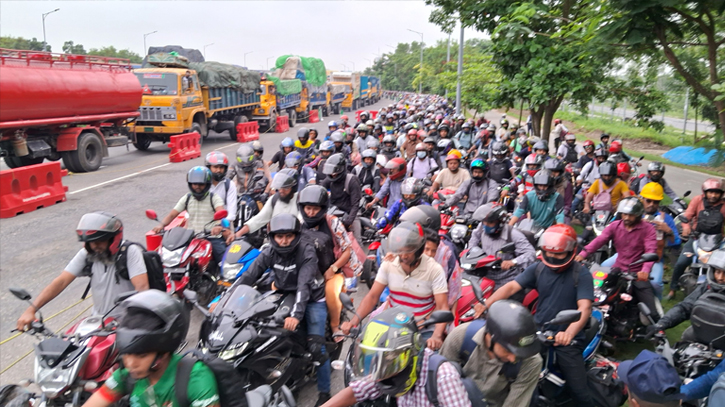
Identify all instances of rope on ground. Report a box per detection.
[0,302,93,375]
[0,295,92,346]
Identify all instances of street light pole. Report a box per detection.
[349,61,356,71]
[445,33,451,98]
[244,51,254,67]
[143,31,157,57]
[341,64,348,71]
[407,29,424,94]
[456,23,464,115]
[203,43,214,59]
[42,8,60,51]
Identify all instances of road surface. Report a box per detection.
[586,103,715,135]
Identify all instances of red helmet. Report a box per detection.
[617,162,631,177]
[417,129,427,138]
[554,119,562,125]
[538,224,578,271]
[386,157,407,181]
[609,140,622,153]
[407,129,418,137]
[340,115,349,121]
[583,140,595,148]
[702,178,725,194]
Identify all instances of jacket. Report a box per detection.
[468,224,537,289]
[446,178,500,215]
[238,240,324,320]
[322,173,361,227]
[658,283,709,330]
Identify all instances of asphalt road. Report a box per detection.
[586,103,715,134]
[0,99,710,404]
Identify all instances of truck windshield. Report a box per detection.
[135,72,179,95]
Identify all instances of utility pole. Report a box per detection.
[445,33,451,98]
[407,29,424,94]
[203,43,214,59]
[456,23,464,115]
[683,88,690,135]
[42,8,60,51]
[244,51,253,67]
[143,31,157,57]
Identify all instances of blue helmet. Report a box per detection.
[320,140,335,152]
[187,166,212,200]
[281,137,294,149]
[285,151,303,168]
[328,120,338,128]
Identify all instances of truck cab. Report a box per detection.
[252,80,279,128]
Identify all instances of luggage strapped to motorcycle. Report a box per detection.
[534,261,580,288]
[425,353,487,407]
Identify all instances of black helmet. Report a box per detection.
[617,197,644,217]
[322,153,347,181]
[236,145,256,171]
[543,159,566,183]
[706,249,725,293]
[533,140,549,152]
[594,148,609,159]
[533,170,555,201]
[598,162,617,186]
[492,141,508,158]
[76,211,124,256]
[297,127,310,143]
[297,184,329,228]
[271,168,298,190]
[471,202,507,224]
[399,205,441,232]
[187,166,212,200]
[116,290,189,355]
[268,213,302,255]
[486,300,541,358]
[600,132,610,141]
[400,178,424,207]
[387,221,426,260]
[438,124,450,133]
[647,161,665,182]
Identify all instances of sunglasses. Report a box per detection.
[642,198,661,204]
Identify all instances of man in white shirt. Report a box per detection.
[206,151,237,224]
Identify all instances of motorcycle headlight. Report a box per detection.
[222,263,244,281]
[594,288,607,303]
[34,355,80,398]
[450,225,466,242]
[219,342,248,361]
[461,262,472,270]
[161,247,183,267]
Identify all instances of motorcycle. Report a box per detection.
[189,281,344,393]
[219,233,263,290]
[449,213,478,257]
[588,253,663,342]
[680,232,724,296]
[514,218,545,249]
[8,288,132,407]
[145,208,228,305]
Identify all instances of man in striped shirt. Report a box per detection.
[341,221,449,350]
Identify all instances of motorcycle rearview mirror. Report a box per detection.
[339,292,355,312]
[632,253,659,266]
[213,210,229,221]
[183,289,199,304]
[145,209,158,221]
[221,219,231,229]
[10,288,31,302]
[683,190,691,198]
[422,311,454,328]
[637,302,652,317]
[545,310,581,327]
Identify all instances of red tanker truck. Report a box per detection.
[0,49,142,172]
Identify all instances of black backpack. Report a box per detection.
[425,353,487,407]
[696,204,724,235]
[81,241,166,298]
[175,350,248,407]
[586,363,626,407]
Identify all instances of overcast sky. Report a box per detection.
[1,1,486,70]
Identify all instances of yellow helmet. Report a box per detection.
[640,182,664,201]
[449,149,463,159]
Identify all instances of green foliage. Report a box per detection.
[0,36,142,63]
[62,41,86,55]
[0,36,48,51]
[87,46,142,64]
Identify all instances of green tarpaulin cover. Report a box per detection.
[275,55,327,87]
[187,61,261,93]
[268,76,302,95]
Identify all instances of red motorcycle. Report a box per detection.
[9,288,130,407]
[145,209,228,305]
[433,188,458,236]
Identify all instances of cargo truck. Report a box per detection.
[296,83,327,122]
[330,71,362,112]
[326,84,349,116]
[0,49,141,172]
[369,77,381,103]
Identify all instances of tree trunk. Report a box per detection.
[542,97,565,143]
[716,99,725,141]
[530,104,545,138]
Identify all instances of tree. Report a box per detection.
[87,46,142,64]
[62,41,86,55]
[601,0,725,137]
[0,36,48,51]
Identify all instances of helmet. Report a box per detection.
[617,162,631,178]
[583,140,595,149]
[706,250,725,293]
[423,136,436,145]
[564,133,576,142]
[374,124,384,133]
[357,124,369,133]
[516,128,527,136]
[281,137,295,149]
[387,221,426,259]
[76,211,124,256]
[462,122,471,130]
[533,140,549,152]
[470,159,489,182]
[486,300,541,358]
[268,213,302,255]
[407,128,417,137]
[285,151,303,168]
[500,119,509,126]
[471,203,507,231]
[594,148,608,159]
[538,224,578,271]
[350,307,421,396]
[340,115,349,121]
[415,142,427,152]
[488,124,497,132]
[297,127,310,142]
[366,120,375,127]
[417,129,427,138]
[376,154,388,168]
[449,149,463,159]
[236,144,256,170]
[437,138,453,154]
[647,161,665,182]
[322,153,347,181]
[702,178,725,194]
[328,120,338,128]
[270,168,298,190]
[383,135,396,147]
[492,141,508,157]
[543,159,566,183]
[554,119,562,125]
[438,124,450,133]
[366,138,380,150]
[360,111,370,119]
[399,205,441,232]
[251,140,264,154]
[609,140,622,153]
[386,158,407,181]
[362,149,377,166]
[187,166,212,200]
[116,290,189,355]
[319,140,335,152]
[533,170,555,201]
[640,182,665,201]
[386,113,394,120]
[617,196,644,217]
[205,151,229,181]
[445,153,460,162]
[598,162,617,186]
[297,185,329,228]
[600,132,610,141]
[330,131,344,144]
[525,154,544,177]
[400,178,424,207]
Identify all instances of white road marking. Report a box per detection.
[68,163,171,195]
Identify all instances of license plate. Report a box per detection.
[144,127,154,132]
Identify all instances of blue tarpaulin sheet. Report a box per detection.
[662,146,722,166]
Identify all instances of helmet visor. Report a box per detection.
[350,324,413,381]
[538,231,576,253]
[77,212,120,236]
[386,223,424,255]
[271,173,294,190]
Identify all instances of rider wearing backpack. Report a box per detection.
[323,308,485,407]
[16,212,150,331]
[582,161,631,215]
[439,301,542,407]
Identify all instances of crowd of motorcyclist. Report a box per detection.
[11,93,725,407]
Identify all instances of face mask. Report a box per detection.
[527,169,538,177]
[483,224,500,236]
[416,151,427,159]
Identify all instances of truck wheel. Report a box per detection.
[133,134,152,151]
[230,116,249,141]
[191,123,203,147]
[3,155,44,168]
[71,132,103,172]
[268,112,278,132]
[287,109,297,127]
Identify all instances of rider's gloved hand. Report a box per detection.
[645,324,664,340]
